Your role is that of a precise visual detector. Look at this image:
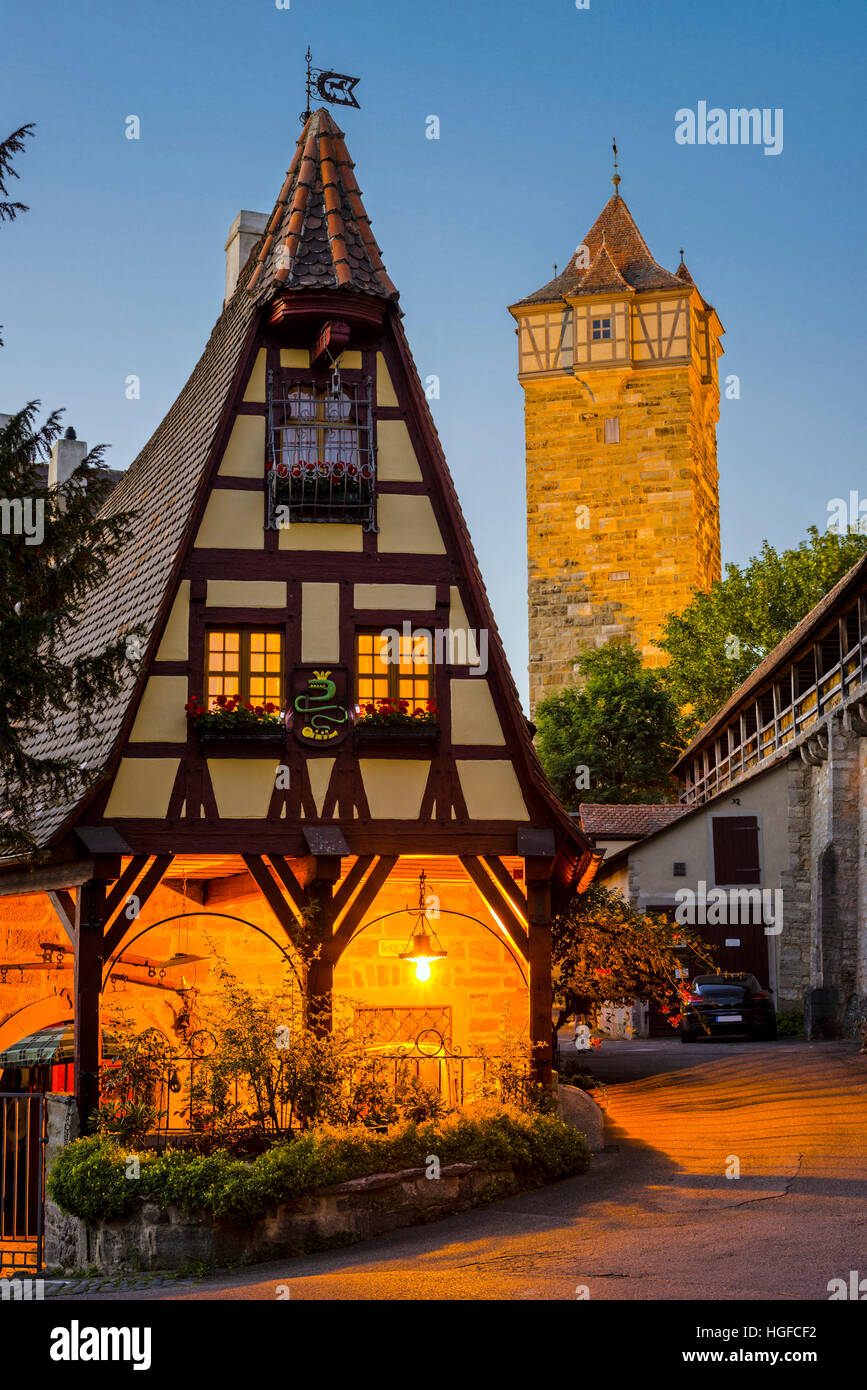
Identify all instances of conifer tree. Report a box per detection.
[0,126,139,859]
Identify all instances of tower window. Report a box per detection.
[205,629,284,708]
[604,418,620,444]
[591,317,612,341]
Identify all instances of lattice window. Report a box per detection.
[205,629,283,708]
[591,317,612,341]
[266,374,376,531]
[356,630,433,709]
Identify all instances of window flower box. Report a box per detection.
[186,695,286,746]
[354,700,439,751]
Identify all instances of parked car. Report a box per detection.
[680,974,777,1042]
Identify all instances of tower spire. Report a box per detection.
[611,138,621,196]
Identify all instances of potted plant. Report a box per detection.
[354,698,439,749]
[186,694,286,744]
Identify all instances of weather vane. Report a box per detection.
[302,47,361,123]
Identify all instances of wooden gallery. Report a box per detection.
[0,110,597,1129]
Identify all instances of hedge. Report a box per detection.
[48,1105,591,1226]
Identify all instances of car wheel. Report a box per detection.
[756,1025,777,1042]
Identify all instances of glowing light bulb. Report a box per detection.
[414,957,432,983]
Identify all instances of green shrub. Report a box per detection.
[48,1107,591,1227]
[775,1010,804,1037]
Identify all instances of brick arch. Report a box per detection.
[0,996,72,1054]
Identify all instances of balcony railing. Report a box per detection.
[266,373,377,532]
[680,601,867,806]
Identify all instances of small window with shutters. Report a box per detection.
[711,815,761,885]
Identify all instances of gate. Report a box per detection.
[0,1094,46,1276]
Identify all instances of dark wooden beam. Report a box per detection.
[103,854,150,922]
[74,879,107,1133]
[242,854,303,951]
[328,855,398,962]
[0,860,95,898]
[459,855,530,960]
[263,856,308,917]
[47,889,76,943]
[331,855,374,918]
[483,855,528,916]
[104,854,174,956]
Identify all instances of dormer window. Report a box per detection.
[266,373,376,531]
[591,317,612,341]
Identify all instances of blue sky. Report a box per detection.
[2,0,866,708]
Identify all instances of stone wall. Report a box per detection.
[524,362,720,711]
[48,1162,520,1274]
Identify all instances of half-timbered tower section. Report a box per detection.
[0,110,596,1123]
[509,182,724,709]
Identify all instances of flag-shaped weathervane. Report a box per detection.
[302,47,360,123]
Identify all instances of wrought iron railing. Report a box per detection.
[266,373,376,531]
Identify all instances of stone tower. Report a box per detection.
[509,180,723,712]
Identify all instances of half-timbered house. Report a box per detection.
[0,110,597,1128]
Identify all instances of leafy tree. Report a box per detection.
[553,882,715,1031]
[534,639,682,805]
[659,525,867,729]
[0,125,139,859]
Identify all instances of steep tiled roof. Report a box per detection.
[247,108,397,303]
[675,258,694,285]
[574,242,631,295]
[10,266,261,848]
[577,802,689,839]
[673,549,867,773]
[515,193,685,306]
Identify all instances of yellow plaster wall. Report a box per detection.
[301,583,340,662]
[156,581,190,661]
[194,491,264,549]
[354,583,436,610]
[376,420,422,482]
[448,587,480,666]
[207,759,280,818]
[341,351,363,369]
[376,352,399,407]
[450,680,505,746]
[377,495,446,554]
[207,580,287,608]
[129,677,189,744]
[218,415,266,478]
[456,760,529,821]
[243,349,267,403]
[280,349,310,368]
[306,758,335,817]
[279,524,363,552]
[359,760,431,819]
[105,759,180,818]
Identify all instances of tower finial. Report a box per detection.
[611,138,621,195]
[679,247,685,263]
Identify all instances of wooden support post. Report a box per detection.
[525,860,554,1090]
[306,859,341,1035]
[74,879,107,1133]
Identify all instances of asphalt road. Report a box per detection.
[62,1038,867,1302]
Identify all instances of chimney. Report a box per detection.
[49,427,87,490]
[224,210,269,302]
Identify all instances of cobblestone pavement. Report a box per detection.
[45,1038,867,1302]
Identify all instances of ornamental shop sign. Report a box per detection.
[289,666,352,746]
